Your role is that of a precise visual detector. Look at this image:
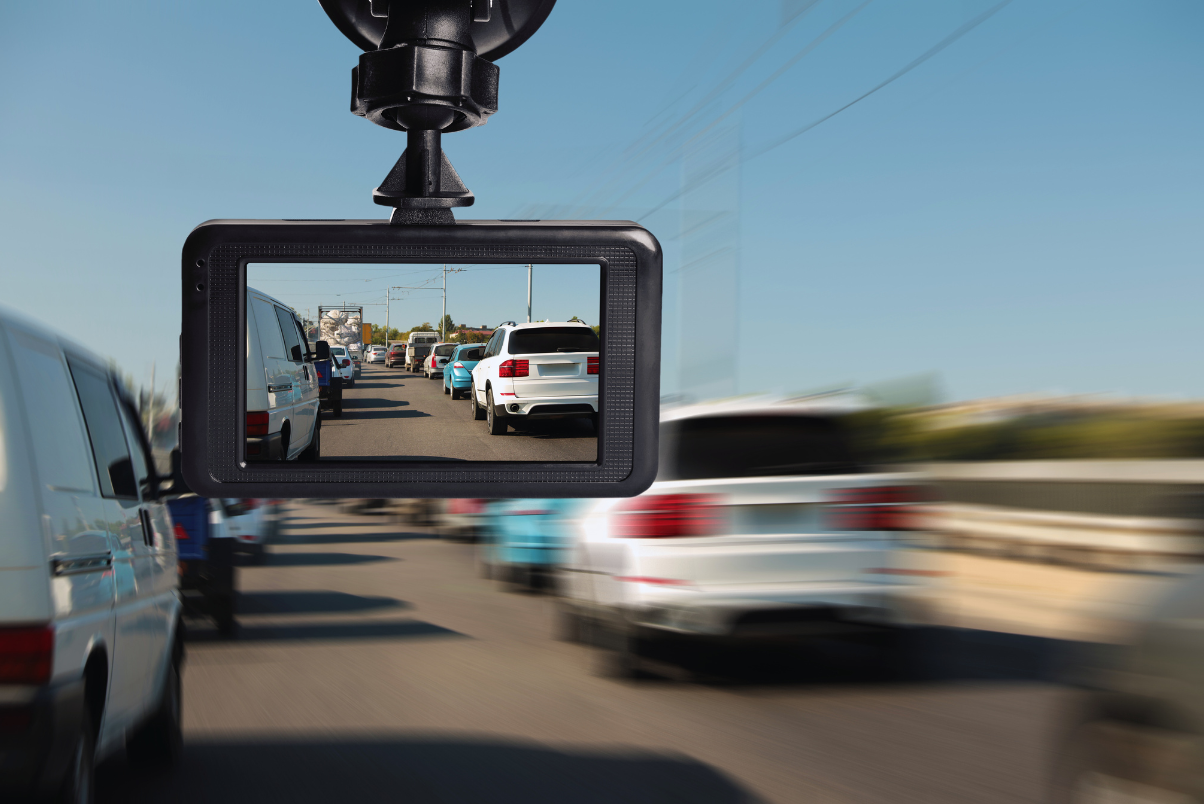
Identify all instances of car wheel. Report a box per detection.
[472,383,486,420]
[596,624,655,680]
[299,414,321,461]
[486,388,507,435]
[57,710,94,804]
[451,387,461,400]
[127,650,183,767]
[444,382,451,394]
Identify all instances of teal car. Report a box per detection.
[444,343,485,399]
[478,498,583,590]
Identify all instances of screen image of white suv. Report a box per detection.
[469,322,599,435]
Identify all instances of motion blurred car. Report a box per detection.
[555,399,928,676]
[365,345,387,364]
[219,498,279,561]
[444,343,484,399]
[470,321,599,435]
[436,498,490,541]
[424,342,457,380]
[479,499,576,588]
[1049,566,1204,802]
[0,309,183,798]
[385,344,406,368]
[246,286,321,461]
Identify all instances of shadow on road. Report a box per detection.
[333,408,433,421]
[187,619,464,644]
[260,551,400,567]
[237,590,409,615]
[277,531,433,544]
[632,628,1077,688]
[507,420,597,440]
[97,738,761,804]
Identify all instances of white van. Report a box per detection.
[246,287,321,461]
[0,308,183,799]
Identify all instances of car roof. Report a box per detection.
[500,321,591,330]
[659,393,870,424]
[247,285,292,311]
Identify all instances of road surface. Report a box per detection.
[97,502,1074,804]
[322,363,598,462]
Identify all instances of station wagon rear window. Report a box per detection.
[508,327,600,355]
[658,415,862,480]
[434,344,456,356]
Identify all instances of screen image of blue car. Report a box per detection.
[246,263,602,463]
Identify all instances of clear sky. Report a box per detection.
[248,263,600,333]
[2,1,1202,403]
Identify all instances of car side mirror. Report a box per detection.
[314,341,330,361]
[160,447,192,498]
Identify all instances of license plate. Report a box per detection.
[538,363,578,377]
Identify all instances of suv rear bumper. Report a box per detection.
[493,394,598,419]
[0,676,86,797]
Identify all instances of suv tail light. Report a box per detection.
[246,411,269,436]
[587,356,599,375]
[611,494,725,538]
[498,359,529,378]
[0,626,54,684]
[826,486,922,531]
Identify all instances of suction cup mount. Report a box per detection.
[319,0,557,224]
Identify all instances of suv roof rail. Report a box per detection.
[497,320,517,327]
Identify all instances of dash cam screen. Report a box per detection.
[245,263,601,463]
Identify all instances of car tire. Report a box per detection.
[451,387,461,400]
[471,383,486,420]
[56,710,95,804]
[299,414,321,461]
[444,382,450,395]
[127,649,183,767]
[596,624,654,680]
[214,593,236,637]
[486,388,507,435]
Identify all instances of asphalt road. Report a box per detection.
[322,363,598,462]
[97,502,1074,804]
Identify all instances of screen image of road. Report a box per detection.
[245,263,601,463]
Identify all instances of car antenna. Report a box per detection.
[318,0,557,226]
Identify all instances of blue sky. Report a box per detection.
[2,1,1202,403]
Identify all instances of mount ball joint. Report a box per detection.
[319,0,557,224]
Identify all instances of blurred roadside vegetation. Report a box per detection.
[842,409,1204,463]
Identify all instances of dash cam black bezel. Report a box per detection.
[180,219,661,498]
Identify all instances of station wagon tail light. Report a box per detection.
[498,359,529,378]
[587,356,599,375]
[826,486,923,531]
[611,494,725,538]
[0,626,53,684]
[246,411,269,436]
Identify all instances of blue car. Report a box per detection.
[479,498,583,590]
[444,342,486,399]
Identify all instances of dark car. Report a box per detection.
[385,344,406,368]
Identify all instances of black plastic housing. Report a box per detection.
[180,219,662,498]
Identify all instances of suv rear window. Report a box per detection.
[508,327,600,355]
[657,415,861,481]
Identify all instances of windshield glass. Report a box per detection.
[658,415,861,480]
[508,327,600,355]
[329,346,346,356]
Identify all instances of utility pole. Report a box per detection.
[527,263,532,323]
[385,289,390,343]
[442,264,447,341]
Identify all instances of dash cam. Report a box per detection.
[179,218,662,498]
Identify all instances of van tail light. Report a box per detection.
[587,356,599,375]
[246,411,269,436]
[611,494,725,538]
[498,359,529,378]
[173,523,189,541]
[826,486,923,531]
[0,626,54,684]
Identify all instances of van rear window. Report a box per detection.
[658,415,861,481]
[508,327,600,355]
